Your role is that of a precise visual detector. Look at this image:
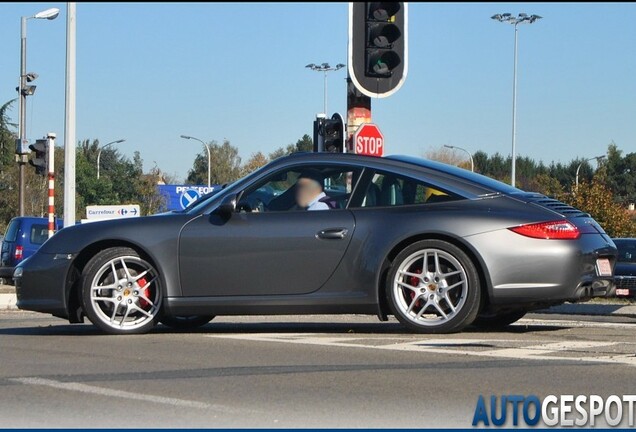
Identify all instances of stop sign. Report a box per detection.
[353,123,384,157]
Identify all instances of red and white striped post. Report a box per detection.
[46,133,56,238]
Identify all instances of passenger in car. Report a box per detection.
[295,170,330,211]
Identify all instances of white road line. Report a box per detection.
[208,333,636,367]
[520,318,636,329]
[10,377,246,413]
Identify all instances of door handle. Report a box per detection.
[317,228,349,240]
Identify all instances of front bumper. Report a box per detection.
[615,276,636,298]
[15,252,75,318]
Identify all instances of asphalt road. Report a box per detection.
[1,311,635,428]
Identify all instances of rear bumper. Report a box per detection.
[466,230,616,306]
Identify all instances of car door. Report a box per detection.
[178,209,355,296]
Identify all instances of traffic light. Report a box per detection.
[28,139,48,176]
[323,113,345,153]
[349,2,408,98]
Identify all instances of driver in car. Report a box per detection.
[295,170,330,211]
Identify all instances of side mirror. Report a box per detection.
[216,193,237,217]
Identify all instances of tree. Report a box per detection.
[294,134,313,152]
[0,100,18,232]
[564,169,636,237]
[268,134,313,160]
[186,139,242,185]
[241,151,269,176]
[423,146,471,170]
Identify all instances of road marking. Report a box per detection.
[208,333,636,367]
[10,377,247,413]
[520,318,636,329]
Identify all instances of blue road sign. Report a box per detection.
[180,189,200,209]
[156,185,220,212]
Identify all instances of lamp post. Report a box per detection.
[444,145,474,172]
[17,7,60,216]
[491,12,542,188]
[305,63,346,115]
[96,139,125,179]
[181,135,211,187]
[575,155,606,190]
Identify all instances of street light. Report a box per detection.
[96,139,125,179]
[181,135,211,187]
[491,12,542,188]
[575,155,606,190]
[305,62,346,115]
[17,7,60,216]
[444,145,474,172]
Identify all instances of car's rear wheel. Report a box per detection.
[472,310,527,329]
[387,240,481,334]
[81,247,162,335]
[160,315,214,330]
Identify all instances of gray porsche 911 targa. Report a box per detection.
[14,153,617,334]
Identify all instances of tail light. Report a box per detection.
[14,246,24,261]
[509,220,581,240]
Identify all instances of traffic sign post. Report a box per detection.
[353,123,384,157]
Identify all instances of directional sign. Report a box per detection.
[180,189,200,209]
[85,205,141,221]
[353,123,384,157]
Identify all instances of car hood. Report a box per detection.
[38,213,192,255]
[615,262,636,277]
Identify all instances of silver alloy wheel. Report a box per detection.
[392,248,468,326]
[89,255,162,331]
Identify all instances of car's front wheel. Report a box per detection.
[160,315,215,330]
[81,247,162,335]
[387,240,481,334]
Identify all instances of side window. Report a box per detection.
[238,165,362,212]
[30,225,49,245]
[359,171,461,208]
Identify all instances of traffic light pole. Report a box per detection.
[346,77,371,152]
[46,133,56,238]
[17,16,28,217]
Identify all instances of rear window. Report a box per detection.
[30,225,49,245]
[4,220,20,242]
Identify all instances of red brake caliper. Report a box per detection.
[409,269,423,307]
[138,277,150,308]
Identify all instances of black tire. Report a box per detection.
[386,240,481,334]
[473,310,527,329]
[81,247,162,335]
[160,315,215,330]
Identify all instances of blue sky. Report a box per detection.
[1,2,634,181]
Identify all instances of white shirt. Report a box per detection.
[307,192,330,211]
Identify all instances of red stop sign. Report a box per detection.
[353,124,384,157]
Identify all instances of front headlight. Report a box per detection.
[13,266,23,279]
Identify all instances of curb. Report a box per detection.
[0,293,17,310]
[535,303,636,318]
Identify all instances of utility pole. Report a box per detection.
[64,3,77,227]
[491,13,542,187]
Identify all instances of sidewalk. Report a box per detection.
[0,284,17,310]
[0,283,634,316]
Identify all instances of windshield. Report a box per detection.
[615,240,636,263]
